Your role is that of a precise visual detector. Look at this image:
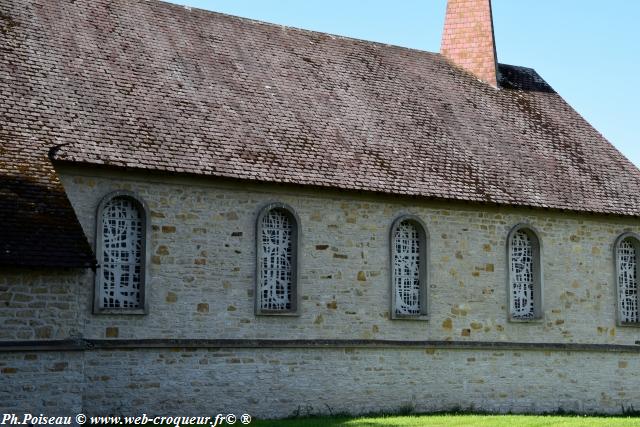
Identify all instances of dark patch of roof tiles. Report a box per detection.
[0,140,94,267]
[1,0,640,267]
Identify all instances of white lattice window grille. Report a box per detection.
[510,230,535,320]
[100,197,143,309]
[617,239,639,323]
[259,208,294,312]
[392,219,424,317]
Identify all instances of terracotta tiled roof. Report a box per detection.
[1,0,640,265]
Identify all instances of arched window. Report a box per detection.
[390,216,429,320]
[507,225,542,321]
[256,203,300,315]
[94,191,149,314]
[615,233,640,325]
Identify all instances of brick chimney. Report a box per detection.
[440,0,498,87]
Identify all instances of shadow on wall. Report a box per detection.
[0,172,94,267]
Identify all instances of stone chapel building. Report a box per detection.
[2,0,640,418]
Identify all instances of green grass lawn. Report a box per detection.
[253,414,640,426]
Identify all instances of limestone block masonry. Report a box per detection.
[1,164,640,417]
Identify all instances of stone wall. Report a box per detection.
[0,269,89,340]
[56,165,640,344]
[2,164,640,416]
[1,347,638,418]
[0,351,84,416]
[80,347,640,417]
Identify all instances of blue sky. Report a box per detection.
[168,0,640,167]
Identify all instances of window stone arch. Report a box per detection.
[615,232,640,326]
[94,191,150,314]
[390,215,429,320]
[255,202,300,316]
[507,224,543,321]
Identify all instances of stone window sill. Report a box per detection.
[391,314,430,321]
[508,316,544,324]
[618,321,640,328]
[255,311,300,317]
[93,308,148,315]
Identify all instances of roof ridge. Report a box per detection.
[156,0,443,58]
